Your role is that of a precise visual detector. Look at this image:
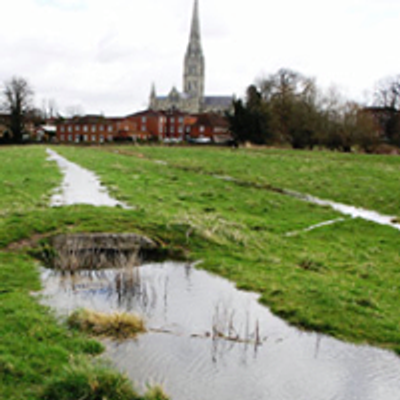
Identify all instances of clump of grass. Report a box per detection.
[68,309,146,339]
[175,212,249,246]
[42,356,141,400]
[144,385,170,400]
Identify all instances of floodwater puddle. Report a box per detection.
[285,190,400,231]
[215,173,400,232]
[40,261,400,400]
[46,148,129,208]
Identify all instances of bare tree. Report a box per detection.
[374,75,400,110]
[2,76,34,143]
[373,75,400,145]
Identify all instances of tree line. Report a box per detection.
[228,68,400,152]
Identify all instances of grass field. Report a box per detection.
[1,144,400,398]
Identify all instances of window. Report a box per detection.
[75,125,80,131]
[83,125,88,132]
[179,117,184,123]
[171,117,175,123]
[200,126,205,133]
[178,127,183,134]
[68,126,73,132]
[75,136,80,143]
[99,135,104,143]
[60,134,65,141]
[91,135,96,142]
[83,135,88,142]
[91,125,97,133]
[108,134,113,141]
[171,126,175,134]
[141,116,147,124]
[141,126,145,132]
[108,126,113,132]
[60,126,65,133]
[99,125,104,131]
[68,134,72,141]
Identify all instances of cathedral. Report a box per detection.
[149,0,232,114]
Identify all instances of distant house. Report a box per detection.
[34,125,57,142]
[124,110,165,141]
[188,113,231,143]
[56,115,118,144]
[55,110,232,145]
[126,109,197,142]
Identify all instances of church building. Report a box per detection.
[149,0,232,114]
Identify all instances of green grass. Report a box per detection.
[0,252,104,399]
[0,146,170,400]
[1,144,400,398]
[51,145,400,352]
[111,145,400,217]
[42,356,169,400]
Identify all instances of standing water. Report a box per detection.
[40,262,400,400]
[46,148,128,208]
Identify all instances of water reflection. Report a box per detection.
[40,262,400,400]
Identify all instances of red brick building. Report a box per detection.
[57,115,118,143]
[56,110,231,144]
[126,109,197,142]
[188,113,230,142]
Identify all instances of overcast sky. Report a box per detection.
[1,0,400,116]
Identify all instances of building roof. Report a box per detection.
[126,109,165,118]
[203,96,232,108]
[59,115,111,125]
[193,112,229,128]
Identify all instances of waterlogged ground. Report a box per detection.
[40,262,400,400]
[2,145,400,399]
[46,148,127,208]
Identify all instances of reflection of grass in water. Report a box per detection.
[68,309,146,339]
[211,303,262,347]
[42,356,169,400]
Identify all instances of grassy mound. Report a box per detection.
[42,356,168,400]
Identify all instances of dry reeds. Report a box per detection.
[174,212,249,245]
[68,309,146,339]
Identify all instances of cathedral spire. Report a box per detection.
[189,0,201,43]
[183,0,205,102]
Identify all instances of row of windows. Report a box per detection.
[59,134,113,143]
[169,117,184,124]
[59,125,114,133]
[168,127,184,134]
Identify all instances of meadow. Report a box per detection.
[1,144,400,398]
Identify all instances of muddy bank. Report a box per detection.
[36,232,183,270]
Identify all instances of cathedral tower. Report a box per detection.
[183,0,205,103]
[149,0,231,114]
